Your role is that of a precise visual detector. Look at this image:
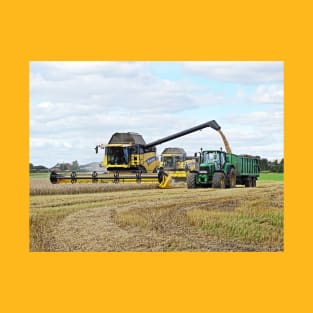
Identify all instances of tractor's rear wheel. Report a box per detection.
[212,172,226,188]
[226,168,236,188]
[187,172,197,189]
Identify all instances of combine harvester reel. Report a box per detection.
[50,169,172,189]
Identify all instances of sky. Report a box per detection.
[30,61,284,168]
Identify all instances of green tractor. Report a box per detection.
[187,149,260,189]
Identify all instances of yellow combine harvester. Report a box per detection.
[50,120,227,188]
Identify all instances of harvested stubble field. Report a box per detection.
[30,179,283,252]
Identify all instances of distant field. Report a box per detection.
[259,172,284,181]
[30,172,50,178]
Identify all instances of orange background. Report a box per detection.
[1,1,312,312]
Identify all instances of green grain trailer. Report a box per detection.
[187,150,260,189]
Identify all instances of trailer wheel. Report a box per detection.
[226,168,236,188]
[252,177,256,187]
[245,177,252,187]
[212,172,226,188]
[187,172,197,189]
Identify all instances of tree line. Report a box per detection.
[30,160,79,172]
[259,158,284,173]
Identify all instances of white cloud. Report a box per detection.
[182,61,284,84]
[30,61,284,167]
[222,110,284,159]
[251,84,284,104]
[31,61,149,81]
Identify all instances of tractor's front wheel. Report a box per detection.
[187,172,197,189]
[212,172,226,188]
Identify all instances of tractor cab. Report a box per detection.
[200,150,226,171]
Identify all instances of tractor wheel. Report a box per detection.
[212,172,226,188]
[187,172,197,189]
[226,168,236,188]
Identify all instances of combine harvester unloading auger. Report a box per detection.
[50,120,229,188]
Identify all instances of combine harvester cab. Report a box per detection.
[160,147,197,181]
[102,132,159,173]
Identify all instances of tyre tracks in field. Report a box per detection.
[49,188,213,251]
[46,183,282,252]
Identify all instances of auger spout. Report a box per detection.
[144,120,221,149]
